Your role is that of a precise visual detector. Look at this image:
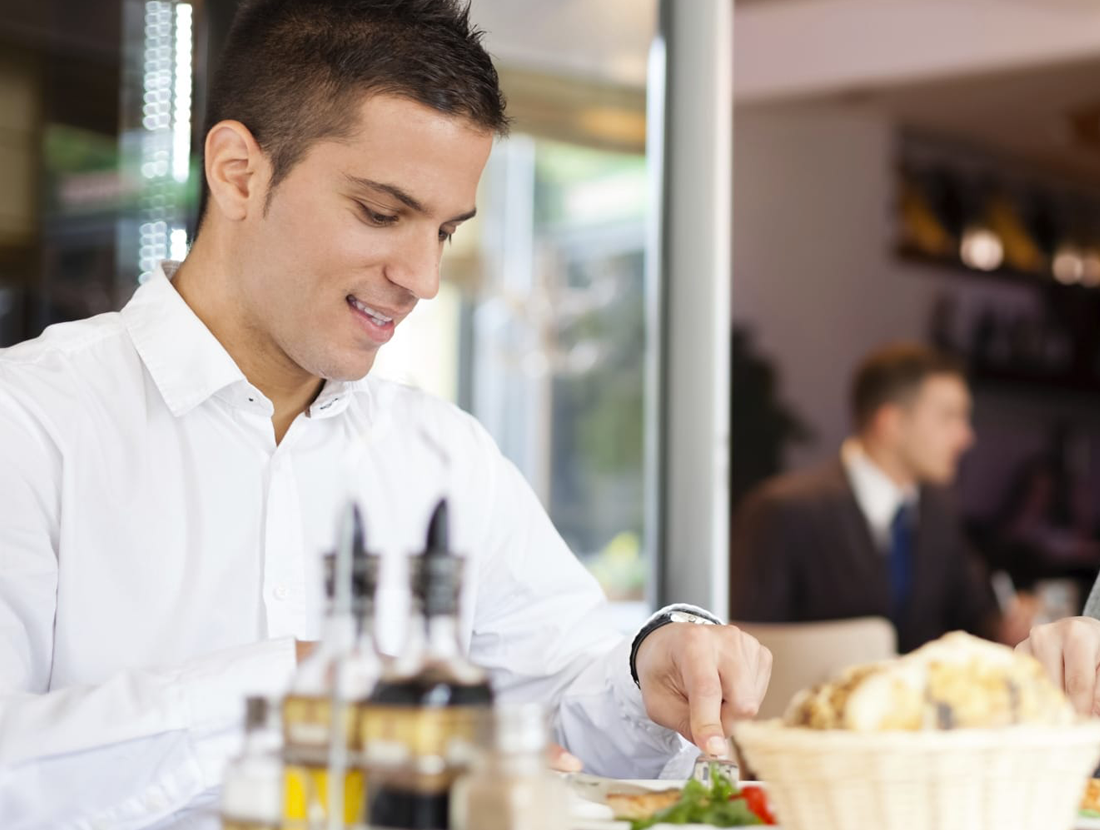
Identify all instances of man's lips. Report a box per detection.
[347,295,398,324]
[347,295,398,343]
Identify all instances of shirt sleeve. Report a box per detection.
[0,375,296,829]
[457,415,690,778]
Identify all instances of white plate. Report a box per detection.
[572,824,762,830]
[1078,817,1100,830]
[568,778,777,830]
[572,821,776,830]
[567,778,679,824]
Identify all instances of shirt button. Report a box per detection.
[273,584,290,601]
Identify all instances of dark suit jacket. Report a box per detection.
[728,459,998,653]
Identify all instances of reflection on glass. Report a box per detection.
[376,136,650,609]
[119,0,197,288]
[536,142,648,603]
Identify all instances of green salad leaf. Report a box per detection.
[630,769,763,829]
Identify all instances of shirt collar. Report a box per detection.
[308,376,371,419]
[121,261,250,417]
[841,438,919,546]
[122,260,373,420]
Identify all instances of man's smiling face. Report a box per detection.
[233,93,493,382]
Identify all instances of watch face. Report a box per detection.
[669,611,711,625]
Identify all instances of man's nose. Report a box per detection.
[385,234,441,300]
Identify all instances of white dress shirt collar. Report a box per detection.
[120,260,368,420]
[841,437,918,549]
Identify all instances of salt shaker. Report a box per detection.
[450,703,568,830]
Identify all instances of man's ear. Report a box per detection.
[203,120,269,222]
[873,402,904,442]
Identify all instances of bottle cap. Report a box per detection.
[324,502,380,607]
[414,500,463,617]
[244,696,272,731]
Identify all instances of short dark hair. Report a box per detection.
[199,0,509,223]
[851,343,966,431]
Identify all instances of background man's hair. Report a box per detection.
[850,342,966,431]
[199,0,509,223]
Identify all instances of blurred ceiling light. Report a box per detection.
[1053,244,1084,285]
[1081,249,1100,287]
[960,227,1004,272]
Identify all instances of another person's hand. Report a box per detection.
[1016,617,1100,715]
[634,623,772,757]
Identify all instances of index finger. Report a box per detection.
[681,646,728,757]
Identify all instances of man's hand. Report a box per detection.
[296,640,318,663]
[547,742,583,772]
[1016,617,1100,716]
[634,623,772,757]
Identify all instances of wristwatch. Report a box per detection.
[629,604,722,687]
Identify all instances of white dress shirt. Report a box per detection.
[840,438,919,551]
[0,262,690,830]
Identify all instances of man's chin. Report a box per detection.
[316,353,377,383]
[924,467,956,486]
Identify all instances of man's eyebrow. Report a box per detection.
[344,174,476,223]
[448,207,477,224]
[344,174,426,213]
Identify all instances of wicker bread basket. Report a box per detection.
[734,718,1100,830]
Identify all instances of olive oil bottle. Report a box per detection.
[282,503,382,828]
[361,499,493,830]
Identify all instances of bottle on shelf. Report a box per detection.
[361,499,493,830]
[283,502,383,829]
[221,696,284,830]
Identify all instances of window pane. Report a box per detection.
[372,0,658,627]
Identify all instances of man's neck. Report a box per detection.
[170,238,323,445]
[854,436,917,492]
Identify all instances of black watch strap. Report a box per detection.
[629,604,723,687]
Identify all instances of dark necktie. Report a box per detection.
[889,501,915,624]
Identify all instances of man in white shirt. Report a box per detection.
[0,1,771,827]
[729,343,1015,652]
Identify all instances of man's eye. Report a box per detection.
[358,204,398,226]
[439,228,454,244]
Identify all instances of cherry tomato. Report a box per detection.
[732,784,778,825]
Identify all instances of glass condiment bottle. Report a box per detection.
[283,502,382,828]
[221,696,284,830]
[361,499,493,830]
[450,703,568,830]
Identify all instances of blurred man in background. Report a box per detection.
[729,342,1027,652]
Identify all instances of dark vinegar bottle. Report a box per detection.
[361,499,493,830]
